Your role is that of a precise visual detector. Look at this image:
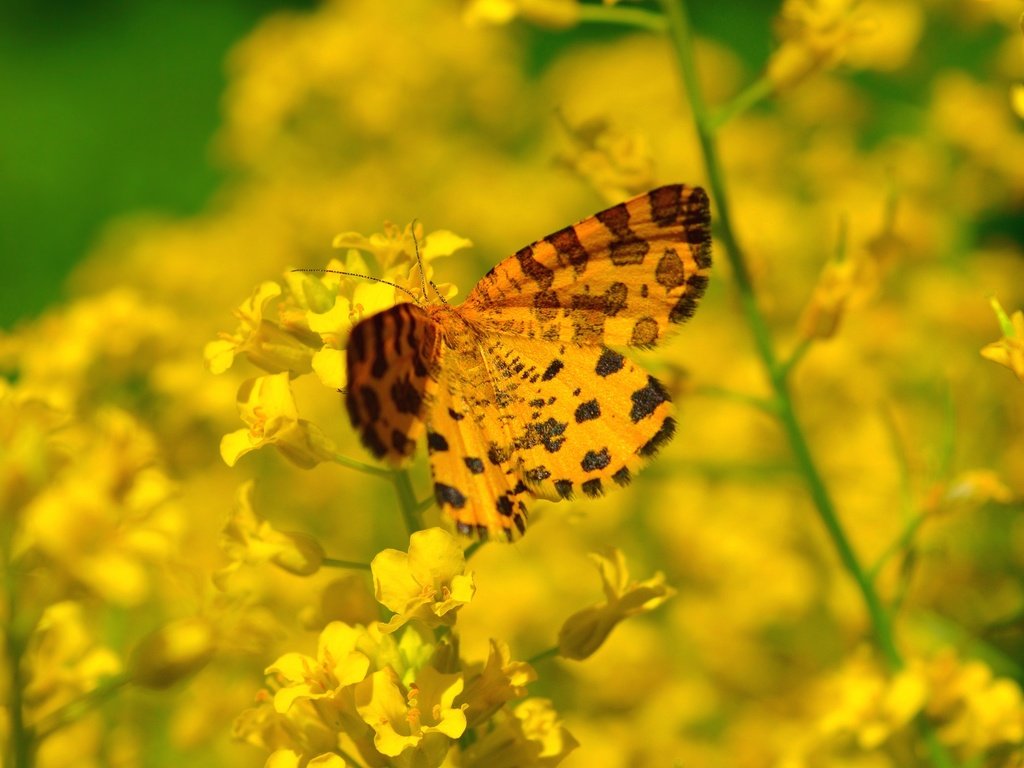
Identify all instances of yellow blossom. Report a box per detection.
[217,481,324,586]
[22,602,122,727]
[461,0,579,28]
[816,648,927,749]
[925,650,1024,756]
[19,408,182,606]
[1012,84,1024,121]
[371,528,476,633]
[555,113,656,203]
[0,380,67,516]
[128,616,217,689]
[205,281,315,376]
[767,0,874,89]
[461,698,578,767]
[220,373,337,468]
[354,665,466,762]
[981,298,1024,383]
[267,622,373,715]
[557,548,675,661]
[458,639,537,726]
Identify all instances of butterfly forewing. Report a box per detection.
[462,184,711,348]
[345,302,442,463]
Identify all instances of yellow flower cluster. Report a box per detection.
[2,0,1024,766]
[233,528,650,765]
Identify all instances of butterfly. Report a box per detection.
[345,185,711,540]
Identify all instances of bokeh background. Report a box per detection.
[2,1,1024,767]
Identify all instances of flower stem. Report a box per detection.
[390,469,423,536]
[321,557,372,571]
[2,522,32,768]
[576,3,667,32]
[333,453,392,478]
[658,0,901,667]
[527,646,560,666]
[708,75,774,130]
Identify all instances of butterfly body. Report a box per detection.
[345,184,711,540]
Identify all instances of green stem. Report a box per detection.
[32,676,128,740]
[2,525,31,768]
[321,558,372,571]
[390,470,422,536]
[463,541,484,561]
[576,3,667,32]
[709,75,774,130]
[659,0,901,669]
[333,453,392,478]
[527,646,560,666]
[694,385,777,415]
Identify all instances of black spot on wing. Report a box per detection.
[629,376,670,423]
[612,467,631,486]
[464,456,485,474]
[545,226,590,274]
[391,375,423,415]
[638,416,676,457]
[574,399,600,423]
[435,483,467,509]
[554,479,574,499]
[581,448,611,472]
[370,312,388,378]
[391,429,414,455]
[595,348,624,377]
[427,431,449,452]
[361,426,388,458]
[541,358,564,381]
[581,478,603,497]
[524,466,551,483]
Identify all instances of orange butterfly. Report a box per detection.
[345,185,711,540]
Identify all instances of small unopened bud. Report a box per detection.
[129,617,215,689]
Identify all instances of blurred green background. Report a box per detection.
[4,0,1013,331]
[0,0,313,329]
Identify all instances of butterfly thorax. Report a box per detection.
[425,303,483,356]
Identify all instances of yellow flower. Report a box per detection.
[461,698,578,767]
[217,481,324,586]
[817,648,927,749]
[205,281,315,376]
[767,0,874,89]
[981,298,1024,383]
[458,639,537,727]
[925,650,1024,756]
[555,113,656,204]
[371,528,476,633]
[557,548,675,661]
[922,469,1015,517]
[220,373,337,468]
[354,665,466,762]
[267,622,374,715]
[20,408,182,606]
[0,380,67,516]
[461,0,579,28]
[128,616,217,689]
[22,602,122,727]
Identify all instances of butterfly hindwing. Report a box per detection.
[479,334,675,503]
[345,302,442,463]
[424,351,531,540]
[462,184,711,348]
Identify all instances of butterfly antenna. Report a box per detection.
[291,268,420,304]
[409,219,430,303]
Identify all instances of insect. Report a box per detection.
[344,185,711,540]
